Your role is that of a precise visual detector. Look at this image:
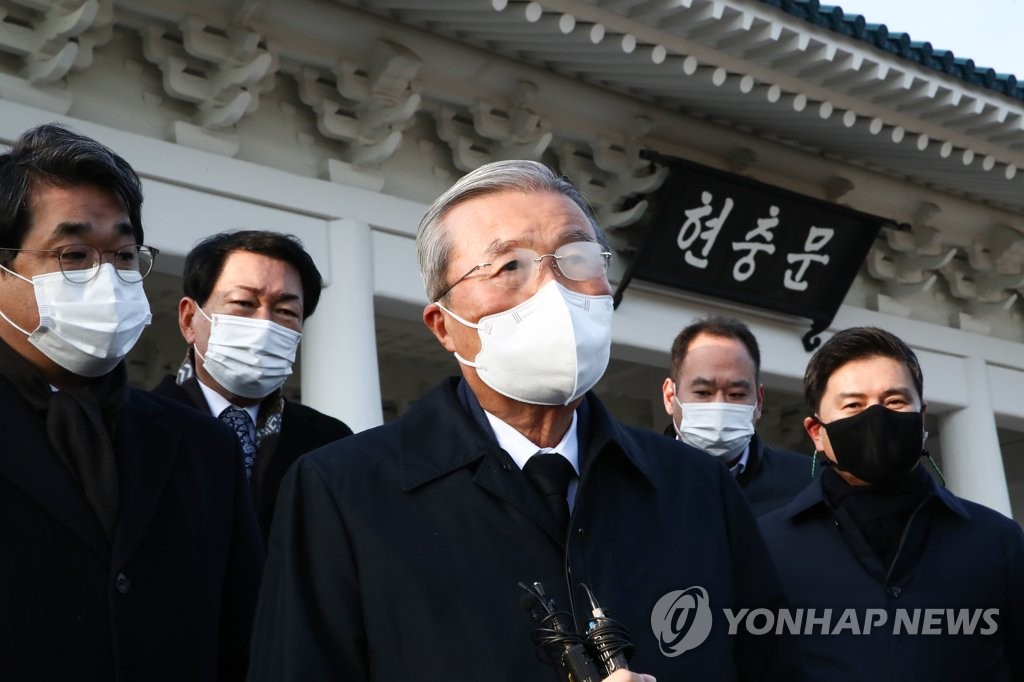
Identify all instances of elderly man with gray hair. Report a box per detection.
[249,160,797,681]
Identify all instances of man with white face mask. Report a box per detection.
[152,230,352,542]
[661,316,812,515]
[0,124,262,681]
[251,161,798,681]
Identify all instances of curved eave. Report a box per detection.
[338,0,1024,213]
[766,0,1023,101]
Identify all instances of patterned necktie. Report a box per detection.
[523,452,576,532]
[220,406,257,480]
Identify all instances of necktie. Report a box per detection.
[220,406,257,480]
[523,452,576,532]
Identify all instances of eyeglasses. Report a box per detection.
[5,243,159,283]
[437,241,612,300]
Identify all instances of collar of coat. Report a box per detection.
[777,463,971,522]
[398,377,659,493]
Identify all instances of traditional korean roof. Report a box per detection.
[764,0,1024,101]
[330,0,1024,215]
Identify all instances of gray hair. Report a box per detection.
[416,159,609,302]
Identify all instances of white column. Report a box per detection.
[938,356,1012,517]
[300,218,383,433]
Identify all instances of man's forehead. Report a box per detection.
[28,181,126,215]
[26,183,134,243]
[478,228,595,252]
[680,335,756,376]
[214,251,302,292]
[685,375,754,387]
[823,356,917,395]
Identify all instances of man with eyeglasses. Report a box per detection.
[250,160,797,681]
[0,124,262,681]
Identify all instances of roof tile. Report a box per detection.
[761,0,1024,100]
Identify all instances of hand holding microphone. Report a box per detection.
[519,581,603,682]
[519,581,645,682]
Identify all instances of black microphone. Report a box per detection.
[519,581,603,682]
[579,583,634,675]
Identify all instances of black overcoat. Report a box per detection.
[759,474,1024,681]
[249,378,799,681]
[0,376,264,681]
[737,433,814,516]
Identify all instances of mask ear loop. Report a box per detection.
[0,263,35,336]
[808,414,823,479]
[923,449,947,487]
[671,387,685,439]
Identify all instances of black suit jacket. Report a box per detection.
[0,375,263,682]
[152,375,353,540]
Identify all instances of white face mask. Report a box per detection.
[437,280,613,406]
[0,262,152,377]
[194,305,301,399]
[674,398,757,461]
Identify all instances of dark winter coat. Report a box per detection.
[249,378,799,681]
[0,378,263,681]
[759,473,1024,681]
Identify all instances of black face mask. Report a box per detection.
[819,404,925,486]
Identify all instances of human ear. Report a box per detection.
[753,384,766,422]
[804,416,825,452]
[423,303,458,352]
[661,377,677,417]
[179,297,197,345]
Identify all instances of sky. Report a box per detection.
[835,0,1024,77]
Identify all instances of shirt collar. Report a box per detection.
[483,409,580,475]
[398,378,659,494]
[197,379,260,425]
[729,442,751,476]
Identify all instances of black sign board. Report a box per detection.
[618,152,889,351]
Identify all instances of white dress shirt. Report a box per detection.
[484,410,580,509]
[197,380,259,442]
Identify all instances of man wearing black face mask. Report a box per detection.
[759,327,1024,681]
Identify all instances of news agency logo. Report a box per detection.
[650,587,714,656]
[722,607,1000,637]
[650,586,1000,656]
